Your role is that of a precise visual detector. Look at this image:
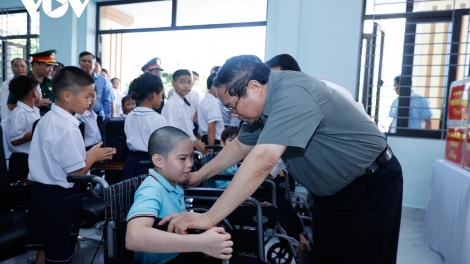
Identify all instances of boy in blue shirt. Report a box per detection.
[126,126,232,264]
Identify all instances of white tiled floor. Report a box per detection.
[1,207,445,264]
[398,219,444,264]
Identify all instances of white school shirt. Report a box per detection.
[112,89,126,117]
[1,79,12,160]
[187,89,200,119]
[168,88,200,119]
[6,101,40,154]
[75,109,102,147]
[28,104,86,188]
[1,79,12,125]
[197,92,224,140]
[161,95,195,141]
[124,107,167,152]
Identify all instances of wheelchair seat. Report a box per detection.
[96,117,130,171]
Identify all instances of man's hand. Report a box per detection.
[198,227,233,259]
[158,212,214,234]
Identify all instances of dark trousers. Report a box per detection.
[310,155,403,264]
[9,152,29,182]
[26,183,82,264]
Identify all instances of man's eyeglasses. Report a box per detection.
[223,86,247,113]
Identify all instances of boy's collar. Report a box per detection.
[16,101,35,111]
[51,103,81,127]
[83,109,95,117]
[149,169,182,192]
[173,94,187,107]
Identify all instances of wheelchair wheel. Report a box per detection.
[267,242,293,264]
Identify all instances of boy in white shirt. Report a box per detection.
[75,87,102,150]
[162,69,206,153]
[197,72,224,147]
[26,66,116,264]
[7,75,41,181]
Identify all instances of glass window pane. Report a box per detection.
[361,19,407,132]
[0,12,28,36]
[4,39,29,80]
[414,0,470,12]
[365,0,406,15]
[410,22,450,131]
[31,12,40,35]
[99,26,266,96]
[99,1,172,30]
[457,15,469,80]
[177,0,267,26]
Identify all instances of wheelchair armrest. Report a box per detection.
[67,174,109,188]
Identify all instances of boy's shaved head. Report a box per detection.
[148,126,192,158]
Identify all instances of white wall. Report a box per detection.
[39,1,97,66]
[388,137,445,208]
[0,0,22,9]
[266,0,363,97]
[266,0,445,209]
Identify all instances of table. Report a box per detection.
[424,159,470,264]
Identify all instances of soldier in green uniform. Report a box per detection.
[7,50,58,116]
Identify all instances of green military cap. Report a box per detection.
[141,57,164,73]
[29,49,58,65]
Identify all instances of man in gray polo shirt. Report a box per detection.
[160,55,403,263]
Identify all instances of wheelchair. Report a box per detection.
[66,174,272,263]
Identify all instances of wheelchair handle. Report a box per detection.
[67,174,109,188]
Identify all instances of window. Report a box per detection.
[97,0,267,96]
[0,9,39,81]
[360,0,470,139]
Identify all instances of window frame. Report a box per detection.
[361,0,470,139]
[0,8,39,81]
[95,0,267,58]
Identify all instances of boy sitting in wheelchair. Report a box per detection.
[125,126,232,263]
